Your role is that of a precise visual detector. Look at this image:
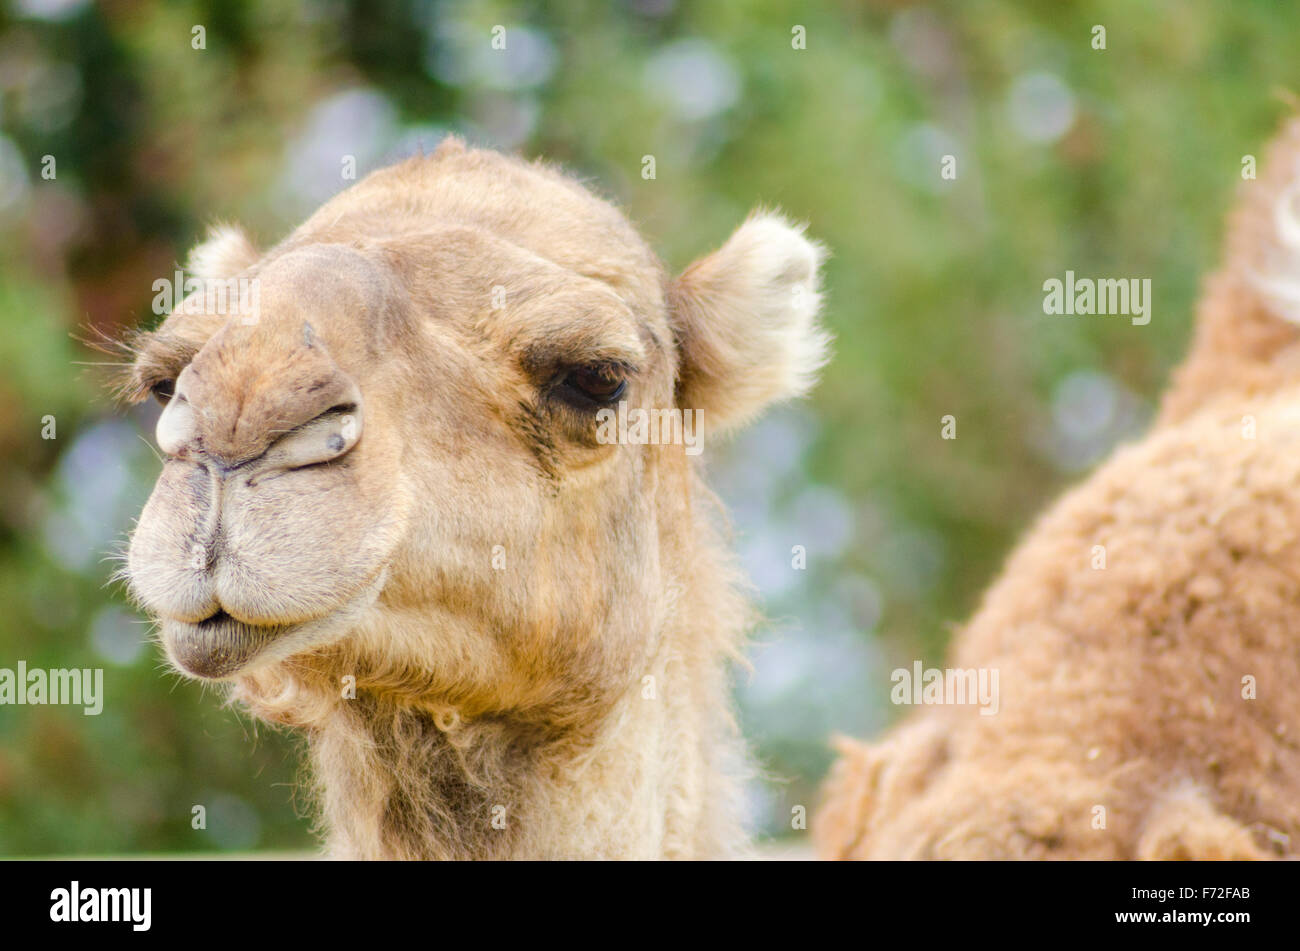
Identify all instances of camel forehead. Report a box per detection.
[258,244,392,303]
[128,146,674,401]
[246,234,652,361]
[143,247,389,371]
[304,143,667,306]
[130,252,657,424]
[248,245,399,338]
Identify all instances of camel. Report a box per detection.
[121,138,829,860]
[815,116,1300,860]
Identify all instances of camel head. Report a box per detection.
[123,139,828,724]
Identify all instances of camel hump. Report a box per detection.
[1161,111,1300,424]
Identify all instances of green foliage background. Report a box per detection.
[0,0,1295,853]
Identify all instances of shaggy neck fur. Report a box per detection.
[232,475,752,860]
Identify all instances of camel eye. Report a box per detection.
[150,379,176,405]
[561,365,627,405]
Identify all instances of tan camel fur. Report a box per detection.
[123,138,828,859]
[815,118,1300,860]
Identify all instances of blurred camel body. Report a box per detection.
[124,139,829,859]
[816,117,1300,860]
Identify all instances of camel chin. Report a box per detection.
[161,612,289,679]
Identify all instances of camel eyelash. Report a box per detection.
[149,378,176,405]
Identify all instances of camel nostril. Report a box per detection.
[256,396,364,473]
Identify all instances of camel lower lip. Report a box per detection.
[163,610,287,679]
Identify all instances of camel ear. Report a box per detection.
[187,223,260,280]
[669,211,830,433]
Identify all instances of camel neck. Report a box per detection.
[306,650,747,859]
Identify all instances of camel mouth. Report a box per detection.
[157,570,389,681]
[161,609,293,680]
